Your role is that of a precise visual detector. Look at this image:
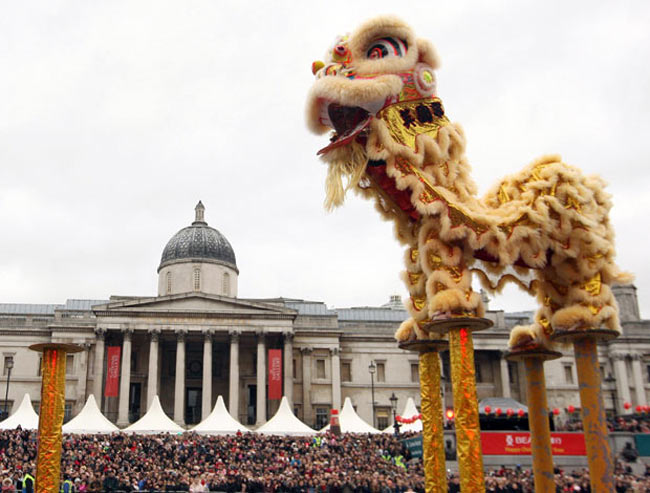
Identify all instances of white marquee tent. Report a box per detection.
[123,396,184,434]
[191,395,249,435]
[327,397,381,434]
[0,393,39,430]
[62,394,119,434]
[256,396,316,436]
[382,397,421,433]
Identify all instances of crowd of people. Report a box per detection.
[554,414,650,433]
[1,429,650,492]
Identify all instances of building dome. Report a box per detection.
[157,202,239,297]
[158,201,237,273]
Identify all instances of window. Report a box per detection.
[66,355,74,374]
[564,364,574,384]
[63,402,73,423]
[293,359,297,380]
[37,357,42,376]
[0,400,13,419]
[646,364,650,383]
[508,362,519,385]
[341,361,352,382]
[3,356,13,376]
[316,359,326,379]
[411,363,419,382]
[377,362,385,383]
[376,407,390,430]
[166,272,172,294]
[223,272,231,296]
[475,360,483,383]
[131,351,138,373]
[193,268,201,291]
[315,407,330,429]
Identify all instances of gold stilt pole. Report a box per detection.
[428,318,491,493]
[401,339,449,493]
[30,343,82,493]
[552,329,617,492]
[506,348,561,493]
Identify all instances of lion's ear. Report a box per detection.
[417,39,440,69]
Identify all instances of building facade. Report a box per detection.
[0,203,648,430]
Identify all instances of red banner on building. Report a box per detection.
[268,349,282,400]
[104,346,121,397]
[481,432,586,456]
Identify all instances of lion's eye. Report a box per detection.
[366,37,408,60]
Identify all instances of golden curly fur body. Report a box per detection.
[307,16,632,349]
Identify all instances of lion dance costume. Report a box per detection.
[307,16,631,492]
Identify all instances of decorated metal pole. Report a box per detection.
[552,329,617,492]
[506,348,561,493]
[430,318,491,493]
[29,343,82,493]
[400,340,448,493]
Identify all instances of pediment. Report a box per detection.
[93,293,295,316]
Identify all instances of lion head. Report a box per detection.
[306,16,445,209]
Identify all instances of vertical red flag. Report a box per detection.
[268,349,282,400]
[104,346,121,397]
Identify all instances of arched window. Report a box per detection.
[223,272,230,296]
[193,268,201,291]
[166,272,172,295]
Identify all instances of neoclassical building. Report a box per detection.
[0,203,648,429]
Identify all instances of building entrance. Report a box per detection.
[247,384,257,425]
[186,388,202,424]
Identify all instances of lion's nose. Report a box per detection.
[312,60,324,75]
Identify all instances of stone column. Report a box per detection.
[229,329,240,419]
[283,332,294,405]
[76,343,91,414]
[631,354,647,407]
[500,352,511,398]
[174,329,187,426]
[146,328,161,409]
[92,328,106,404]
[330,347,341,410]
[612,352,631,414]
[301,347,313,425]
[202,329,213,419]
[256,331,267,425]
[117,328,133,427]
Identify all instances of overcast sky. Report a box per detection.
[1,1,649,319]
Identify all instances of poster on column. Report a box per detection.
[268,349,282,400]
[104,346,121,397]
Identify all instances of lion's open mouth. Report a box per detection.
[317,104,372,155]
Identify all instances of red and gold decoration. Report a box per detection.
[29,343,82,493]
[399,339,448,493]
[307,15,631,491]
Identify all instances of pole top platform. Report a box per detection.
[504,346,562,362]
[550,327,619,344]
[29,343,84,353]
[398,339,449,354]
[422,316,493,335]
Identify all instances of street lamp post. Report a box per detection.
[390,392,400,436]
[368,361,376,427]
[3,359,14,419]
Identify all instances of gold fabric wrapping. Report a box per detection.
[448,329,484,492]
[36,348,67,493]
[419,351,447,493]
[523,358,555,492]
[574,338,614,492]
